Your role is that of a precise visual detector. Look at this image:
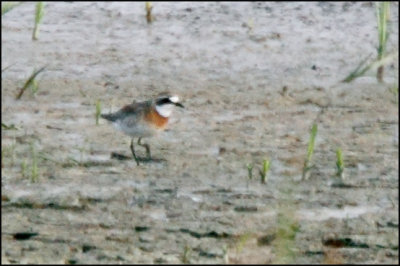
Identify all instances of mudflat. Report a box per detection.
[2,2,398,263]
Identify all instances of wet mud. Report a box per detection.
[2,2,398,264]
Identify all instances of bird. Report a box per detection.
[101,92,184,165]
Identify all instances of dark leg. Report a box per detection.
[130,138,140,166]
[138,137,151,159]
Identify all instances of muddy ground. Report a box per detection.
[1,2,399,264]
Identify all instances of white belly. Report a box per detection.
[113,121,158,138]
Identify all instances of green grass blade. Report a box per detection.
[16,66,46,99]
[272,185,299,264]
[32,2,44,40]
[376,2,390,82]
[377,2,390,58]
[95,100,102,125]
[2,2,21,16]
[2,123,18,130]
[302,123,318,180]
[306,124,317,163]
[2,63,16,73]
[342,52,398,83]
[246,163,253,180]
[342,54,373,83]
[146,2,153,23]
[260,159,270,184]
[336,148,345,179]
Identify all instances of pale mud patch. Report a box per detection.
[2,2,398,264]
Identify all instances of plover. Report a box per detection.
[101,92,184,165]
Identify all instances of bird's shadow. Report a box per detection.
[110,152,166,164]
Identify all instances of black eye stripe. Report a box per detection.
[156,98,172,105]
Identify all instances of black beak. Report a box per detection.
[175,102,184,108]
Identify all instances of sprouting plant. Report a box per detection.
[16,66,46,100]
[76,145,87,166]
[246,18,254,34]
[342,2,397,83]
[95,99,101,125]
[376,2,390,82]
[32,2,44,40]
[272,185,299,264]
[306,124,317,165]
[222,245,229,264]
[181,245,191,263]
[302,123,317,180]
[30,141,39,183]
[31,79,39,95]
[235,232,253,254]
[2,144,16,167]
[2,132,17,167]
[342,52,398,83]
[21,159,28,178]
[145,2,153,23]
[336,148,345,180]
[342,54,373,83]
[246,163,254,180]
[273,213,299,263]
[2,123,18,130]
[389,84,398,103]
[259,159,270,184]
[2,2,21,16]
[2,63,16,73]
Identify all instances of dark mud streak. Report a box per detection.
[179,228,232,239]
[323,237,369,248]
[12,232,39,241]
[2,202,86,211]
[2,2,398,264]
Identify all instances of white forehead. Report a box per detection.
[169,96,179,103]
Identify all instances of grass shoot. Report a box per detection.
[2,63,16,73]
[30,79,39,95]
[234,232,253,254]
[246,163,253,180]
[2,130,17,167]
[2,123,18,130]
[95,100,102,125]
[2,2,21,16]
[16,66,46,100]
[145,2,153,23]
[272,213,299,263]
[342,2,396,83]
[341,54,373,83]
[259,159,270,184]
[272,185,299,264]
[32,2,44,40]
[336,148,345,180]
[181,245,191,263]
[389,84,398,103]
[302,123,317,180]
[376,2,390,82]
[2,142,16,167]
[342,51,398,83]
[21,159,28,178]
